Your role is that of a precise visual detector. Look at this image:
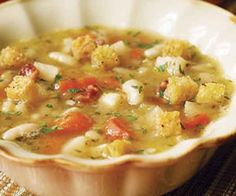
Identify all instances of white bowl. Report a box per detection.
[0,0,236,195]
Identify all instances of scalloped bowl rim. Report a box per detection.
[0,0,235,171]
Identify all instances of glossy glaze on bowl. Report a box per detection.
[0,0,235,195]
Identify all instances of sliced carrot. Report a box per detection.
[130,48,143,59]
[105,117,135,141]
[53,111,93,135]
[182,113,210,129]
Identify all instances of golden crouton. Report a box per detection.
[164,76,198,104]
[156,111,182,137]
[196,83,225,104]
[105,139,132,157]
[0,46,28,68]
[161,39,197,60]
[91,45,120,69]
[72,35,96,61]
[5,75,38,102]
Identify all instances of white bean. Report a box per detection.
[49,52,77,66]
[34,62,59,82]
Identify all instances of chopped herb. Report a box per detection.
[138,86,143,94]
[115,75,125,84]
[94,111,101,115]
[159,90,164,98]
[141,127,147,134]
[136,40,160,49]
[127,31,141,37]
[67,88,83,93]
[135,149,144,154]
[131,85,138,89]
[156,64,166,72]
[94,128,102,133]
[224,96,230,100]
[193,78,201,82]
[106,112,112,116]
[129,73,135,78]
[126,114,138,122]
[46,104,53,109]
[0,79,4,82]
[40,124,62,134]
[179,65,185,75]
[54,74,62,83]
[113,112,121,117]
[123,40,130,46]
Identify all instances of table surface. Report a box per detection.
[0,0,235,195]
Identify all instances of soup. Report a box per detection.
[0,26,232,159]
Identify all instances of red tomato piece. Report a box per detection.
[105,117,135,141]
[130,48,143,59]
[99,76,120,89]
[182,113,211,129]
[53,111,93,135]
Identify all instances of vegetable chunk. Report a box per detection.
[196,83,225,104]
[164,76,198,104]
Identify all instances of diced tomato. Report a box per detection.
[130,48,143,59]
[53,111,93,135]
[182,113,210,129]
[57,77,101,103]
[105,117,135,141]
[19,64,39,79]
[99,76,120,89]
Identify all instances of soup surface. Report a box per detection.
[0,26,232,159]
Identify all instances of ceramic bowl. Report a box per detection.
[0,0,236,195]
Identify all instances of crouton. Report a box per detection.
[72,35,96,61]
[104,139,132,157]
[196,83,225,104]
[164,76,198,104]
[5,75,38,102]
[156,111,182,137]
[155,56,187,76]
[161,39,197,60]
[0,46,28,68]
[91,45,120,69]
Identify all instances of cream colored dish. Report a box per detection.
[0,0,236,195]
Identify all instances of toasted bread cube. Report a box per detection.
[0,47,28,68]
[91,45,120,69]
[156,111,182,137]
[164,76,198,104]
[72,35,96,61]
[155,56,187,76]
[5,75,38,102]
[105,139,132,157]
[196,83,225,104]
[161,39,197,60]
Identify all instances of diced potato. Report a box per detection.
[49,52,77,66]
[62,136,88,155]
[196,83,225,104]
[0,46,28,68]
[5,75,39,102]
[184,101,215,117]
[144,44,163,58]
[122,79,144,105]
[164,76,198,104]
[99,92,122,109]
[2,99,28,114]
[91,45,120,69]
[2,123,40,140]
[156,111,182,137]
[72,35,96,61]
[110,41,129,56]
[161,39,197,60]
[34,62,59,82]
[155,56,187,76]
[104,139,132,157]
[62,38,73,54]
[85,130,102,142]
